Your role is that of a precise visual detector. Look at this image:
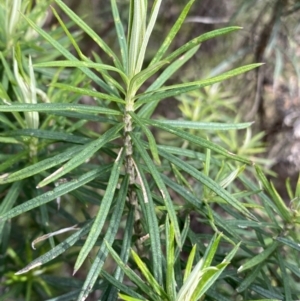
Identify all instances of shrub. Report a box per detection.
[0,1,299,301]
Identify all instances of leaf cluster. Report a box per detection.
[0,1,299,301]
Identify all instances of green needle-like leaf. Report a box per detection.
[135,63,263,107]
[0,182,22,244]
[0,166,110,223]
[105,241,161,300]
[77,176,129,301]
[155,120,253,130]
[129,60,168,95]
[111,0,128,75]
[0,103,122,115]
[238,242,279,273]
[130,112,160,165]
[158,148,257,221]
[276,236,300,252]
[255,165,291,222]
[54,0,123,70]
[139,46,199,118]
[144,119,252,165]
[165,217,176,300]
[130,132,182,248]
[134,160,162,284]
[101,270,145,300]
[0,145,84,184]
[150,0,195,65]
[37,124,123,188]
[193,243,240,300]
[15,220,94,275]
[51,83,126,104]
[4,129,91,144]
[22,13,115,95]
[165,27,241,63]
[73,148,124,274]
[131,249,167,298]
[135,0,162,73]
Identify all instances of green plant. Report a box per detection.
[1,1,300,301]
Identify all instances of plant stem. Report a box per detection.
[124,101,142,247]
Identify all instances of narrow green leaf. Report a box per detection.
[139,46,199,118]
[52,83,126,104]
[178,257,205,301]
[165,216,176,300]
[193,243,240,300]
[238,242,279,273]
[0,113,17,130]
[135,64,263,107]
[276,251,292,301]
[119,294,145,301]
[285,262,300,278]
[22,13,115,95]
[191,265,226,301]
[183,244,197,283]
[91,51,125,97]
[73,148,124,274]
[101,270,145,300]
[105,242,161,300]
[202,234,222,269]
[130,132,182,248]
[128,0,146,77]
[236,264,262,293]
[0,182,22,215]
[157,148,256,220]
[155,120,253,130]
[212,211,242,242]
[157,144,209,163]
[0,166,111,223]
[165,27,241,63]
[250,284,283,300]
[225,219,276,229]
[144,119,252,165]
[150,0,195,65]
[34,60,128,85]
[50,5,85,61]
[276,236,300,251]
[15,220,93,275]
[77,176,129,301]
[129,60,168,94]
[0,146,84,184]
[0,182,22,244]
[130,112,160,164]
[54,0,123,70]
[0,151,28,173]
[131,249,167,298]
[0,103,122,115]
[104,203,135,301]
[4,129,91,144]
[0,82,11,102]
[37,124,123,188]
[134,160,162,284]
[175,215,190,260]
[111,0,128,75]
[255,165,291,222]
[161,174,202,211]
[171,163,193,192]
[31,224,79,250]
[135,0,162,73]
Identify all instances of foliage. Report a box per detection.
[0,1,299,301]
